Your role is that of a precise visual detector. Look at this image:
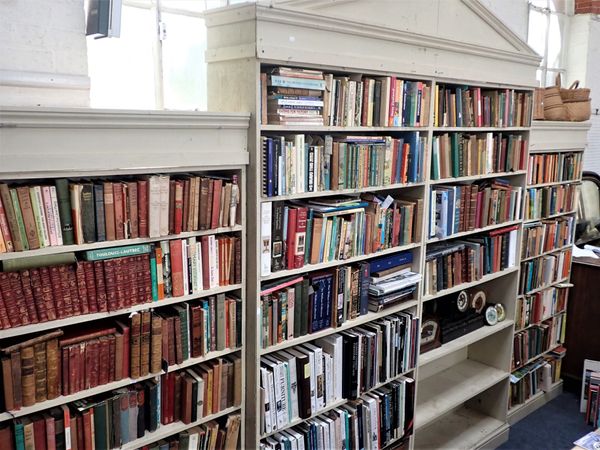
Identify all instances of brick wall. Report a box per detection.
[575,0,600,14]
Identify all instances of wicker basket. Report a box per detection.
[560,80,591,102]
[564,99,591,122]
[543,84,568,121]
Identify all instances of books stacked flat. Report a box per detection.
[368,253,421,312]
[264,67,326,126]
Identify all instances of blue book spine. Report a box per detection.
[456,87,463,127]
[446,188,455,236]
[120,402,130,444]
[454,186,462,233]
[323,275,333,328]
[408,132,420,182]
[370,251,413,272]
[93,184,106,242]
[269,75,326,90]
[402,82,409,126]
[267,138,274,197]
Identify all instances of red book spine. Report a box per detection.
[93,262,108,312]
[234,237,242,285]
[168,180,176,234]
[134,255,145,305]
[174,181,184,235]
[33,417,47,450]
[137,180,149,238]
[210,180,223,229]
[125,256,137,308]
[9,271,30,325]
[113,184,125,240]
[114,258,126,310]
[45,415,56,450]
[201,236,210,289]
[57,266,73,318]
[128,182,139,239]
[103,259,118,311]
[89,340,100,388]
[29,268,48,323]
[82,262,98,313]
[294,207,307,269]
[66,265,81,316]
[61,345,70,395]
[142,253,152,303]
[84,340,93,390]
[108,335,116,382]
[98,337,110,386]
[39,267,57,320]
[19,270,39,323]
[68,345,79,394]
[286,208,297,270]
[169,240,184,297]
[82,410,93,450]
[0,283,10,329]
[75,264,89,315]
[0,272,21,327]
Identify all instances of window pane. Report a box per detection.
[527,8,548,62]
[161,13,207,110]
[547,13,567,69]
[87,5,157,109]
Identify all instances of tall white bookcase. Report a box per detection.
[205,1,541,449]
[0,107,249,449]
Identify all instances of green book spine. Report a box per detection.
[13,421,25,450]
[84,244,152,261]
[54,179,75,245]
[451,133,460,178]
[29,188,48,247]
[149,251,158,301]
[10,190,29,251]
[93,401,108,450]
[179,307,189,360]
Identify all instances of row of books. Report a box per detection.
[430,133,527,180]
[527,152,583,186]
[432,85,533,128]
[515,286,568,331]
[521,216,575,260]
[429,180,522,239]
[261,134,426,198]
[0,360,241,450]
[260,376,415,450]
[585,371,600,428]
[523,184,578,221]
[509,352,564,408]
[260,196,422,276]
[512,316,564,370]
[519,248,572,295]
[0,236,241,330]
[259,251,418,348]
[0,175,240,253]
[260,324,417,434]
[424,226,518,296]
[261,66,431,127]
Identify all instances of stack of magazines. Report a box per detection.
[368,252,421,312]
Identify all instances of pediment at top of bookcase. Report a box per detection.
[264,0,539,59]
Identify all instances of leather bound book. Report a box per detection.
[200,236,210,289]
[114,333,124,381]
[233,356,242,407]
[20,346,36,407]
[34,341,47,403]
[45,338,60,400]
[89,339,100,388]
[210,180,222,229]
[19,270,39,324]
[44,413,56,450]
[74,264,89,315]
[8,272,30,325]
[181,374,193,425]
[66,266,82,316]
[81,262,97,314]
[169,240,184,297]
[1,357,15,411]
[0,273,21,328]
[116,321,131,378]
[67,345,79,395]
[173,181,184,235]
[108,335,116,383]
[57,265,73,318]
[72,412,83,450]
[142,253,153,304]
[103,182,116,241]
[83,339,94,390]
[190,305,203,358]
[167,316,176,366]
[0,279,14,329]
[80,183,95,244]
[126,257,138,308]
[93,261,108,312]
[31,415,47,450]
[205,179,214,232]
[113,183,125,240]
[10,350,23,410]
[137,179,149,238]
[130,313,142,379]
[98,337,110,386]
[174,315,184,365]
[16,186,41,249]
[114,257,126,310]
[192,177,201,231]
[198,178,208,231]
[220,360,230,410]
[127,181,139,239]
[173,373,182,423]
[38,267,57,321]
[140,311,151,377]
[182,179,191,232]
[122,182,131,240]
[150,314,162,374]
[102,259,118,312]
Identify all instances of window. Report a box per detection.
[87,0,249,110]
[527,0,570,87]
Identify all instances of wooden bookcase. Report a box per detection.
[0,107,249,448]
[507,120,591,425]
[205,2,540,449]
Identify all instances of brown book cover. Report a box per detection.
[60,346,69,395]
[102,259,118,312]
[192,177,201,231]
[16,186,41,249]
[88,339,100,388]
[211,359,222,414]
[174,315,183,365]
[114,258,127,310]
[48,266,65,319]
[168,180,176,235]
[19,270,39,324]
[130,313,141,379]
[199,177,210,231]
[210,180,222,230]
[113,183,125,240]
[0,272,22,328]
[140,311,151,377]
[182,179,190,232]
[37,267,57,321]
[66,344,78,395]
[74,264,89,315]
[161,315,170,366]
[10,350,23,410]
[115,321,130,378]
[220,359,230,410]
[137,179,149,238]
[173,373,182,423]
[232,356,242,407]
[206,180,214,232]
[81,262,97,314]
[45,338,60,400]
[1,357,15,411]
[190,305,203,358]
[57,265,73,318]
[150,314,162,374]
[181,373,193,424]
[32,415,47,450]
[114,333,124,381]
[167,316,176,366]
[127,181,139,239]
[33,341,47,403]
[8,272,30,326]
[66,265,81,316]
[93,262,108,312]
[98,337,110,386]
[21,346,36,407]
[0,283,10,329]
[103,182,116,241]
[0,184,24,252]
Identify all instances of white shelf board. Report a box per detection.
[120,405,241,450]
[521,244,573,262]
[524,210,577,224]
[0,226,243,261]
[527,179,581,189]
[430,170,526,185]
[260,242,420,282]
[433,127,530,132]
[260,182,425,202]
[260,300,418,355]
[415,406,507,450]
[426,220,522,245]
[261,124,425,132]
[419,320,514,367]
[422,266,519,303]
[415,359,507,430]
[0,284,243,339]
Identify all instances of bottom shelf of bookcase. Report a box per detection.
[120,405,241,450]
[415,359,507,430]
[414,407,508,450]
[507,379,563,425]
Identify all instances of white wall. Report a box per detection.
[479,0,530,41]
[0,0,90,106]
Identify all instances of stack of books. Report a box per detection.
[262,67,326,126]
[527,151,583,185]
[368,254,421,312]
[430,132,527,180]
